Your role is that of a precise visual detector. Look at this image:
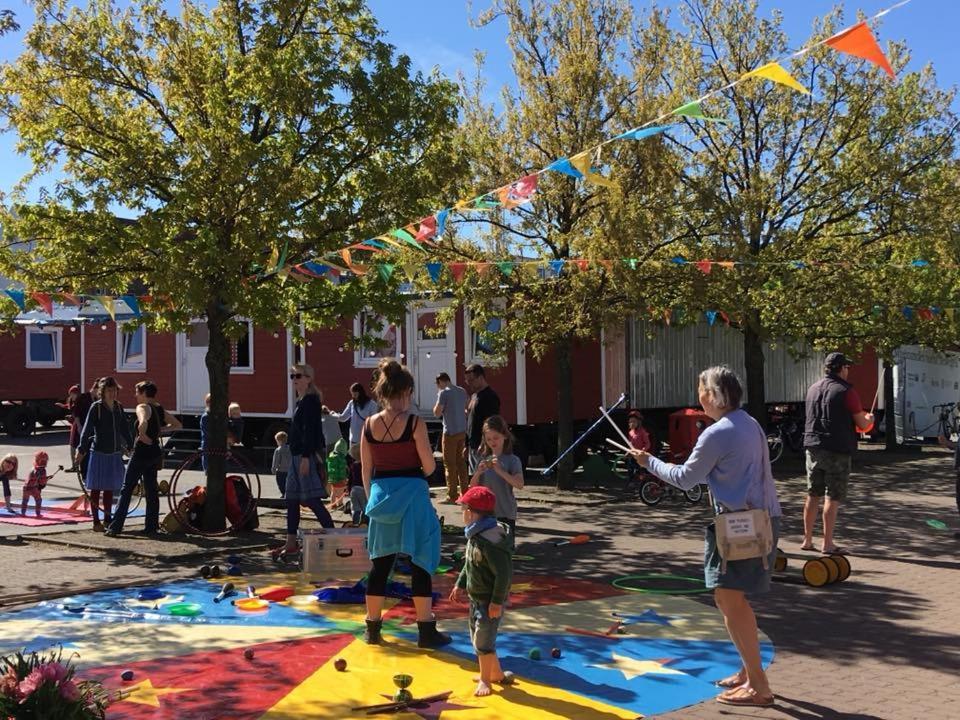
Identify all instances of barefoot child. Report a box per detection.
[22,450,51,517]
[470,416,523,536]
[1,454,18,513]
[271,431,291,496]
[449,486,514,697]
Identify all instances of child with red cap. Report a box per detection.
[22,450,50,517]
[449,485,514,697]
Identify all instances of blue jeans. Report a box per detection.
[275,471,287,496]
[350,485,368,525]
[286,495,334,534]
[469,599,502,655]
[111,455,159,533]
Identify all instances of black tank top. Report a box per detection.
[133,404,165,460]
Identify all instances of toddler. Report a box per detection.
[271,431,291,496]
[326,438,349,507]
[22,450,50,517]
[626,410,651,481]
[1,454,17,513]
[449,486,514,697]
[227,402,245,446]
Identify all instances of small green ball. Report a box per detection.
[393,688,413,703]
[528,648,541,660]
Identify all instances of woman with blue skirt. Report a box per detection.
[281,363,334,556]
[360,359,449,648]
[628,366,782,708]
[77,377,133,532]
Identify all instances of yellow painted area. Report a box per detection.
[116,678,191,707]
[260,636,641,720]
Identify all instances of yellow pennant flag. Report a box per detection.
[375,234,406,250]
[569,152,618,189]
[403,261,419,282]
[95,296,116,321]
[277,267,290,285]
[267,246,280,271]
[743,62,809,95]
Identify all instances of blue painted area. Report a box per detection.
[406,630,775,717]
[0,634,80,656]
[9,580,342,630]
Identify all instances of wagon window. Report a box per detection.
[116,324,147,371]
[25,327,62,369]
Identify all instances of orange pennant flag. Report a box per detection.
[695,260,713,275]
[30,292,54,315]
[826,22,895,79]
[663,309,672,326]
[574,259,589,272]
[600,260,613,272]
[716,261,736,270]
[475,262,491,277]
[449,263,467,283]
[59,292,83,307]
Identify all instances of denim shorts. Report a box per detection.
[704,515,781,595]
[469,599,501,655]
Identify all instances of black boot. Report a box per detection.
[417,620,451,648]
[364,619,382,645]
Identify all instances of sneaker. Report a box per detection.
[103,528,120,537]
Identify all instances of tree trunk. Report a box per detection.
[203,300,232,531]
[883,360,898,450]
[555,335,576,490]
[742,315,767,429]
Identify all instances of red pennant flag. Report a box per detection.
[574,259,589,272]
[59,292,83,306]
[695,260,713,275]
[30,292,54,315]
[449,263,467,283]
[826,22,895,79]
[415,216,438,242]
[917,307,934,321]
[719,311,730,325]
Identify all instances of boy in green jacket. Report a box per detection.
[449,486,514,696]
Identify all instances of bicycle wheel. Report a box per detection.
[639,479,664,506]
[767,430,784,464]
[683,484,703,504]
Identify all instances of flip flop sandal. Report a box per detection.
[716,688,775,707]
[821,547,846,555]
[715,674,747,689]
[800,543,817,551]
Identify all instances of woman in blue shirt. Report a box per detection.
[629,365,781,709]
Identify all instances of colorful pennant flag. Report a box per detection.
[120,295,141,318]
[671,101,726,123]
[705,310,718,326]
[573,258,589,272]
[426,262,443,284]
[569,151,617,188]
[377,264,395,282]
[545,157,583,179]
[743,62,810,94]
[497,261,515,276]
[826,21,895,79]
[29,292,53,316]
[475,262,492,277]
[403,261,420,282]
[390,228,422,250]
[614,125,671,141]
[415,216,438,242]
[95,296,116,321]
[374,233,406,250]
[695,261,712,275]
[548,259,565,276]
[902,306,914,321]
[4,289,25,311]
[449,263,467,283]
[436,209,450,236]
[58,292,83,306]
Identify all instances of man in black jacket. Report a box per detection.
[465,364,500,473]
[802,352,874,554]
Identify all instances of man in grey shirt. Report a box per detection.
[434,372,468,503]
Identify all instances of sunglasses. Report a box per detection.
[289,373,306,380]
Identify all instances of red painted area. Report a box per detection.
[81,634,355,719]
[383,573,624,624]
[0,326,81,400]
[84,323,178,409]
[846,345,880,411]
[525,339,601,424]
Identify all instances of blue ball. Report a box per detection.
[120,669,135,681]
[227,565,242,576]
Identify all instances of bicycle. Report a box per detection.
[638,474,704,506]
[934,402,959,440]
[766,404,804,464]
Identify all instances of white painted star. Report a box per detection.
[590,653,685,680]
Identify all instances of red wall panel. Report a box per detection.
[0,326,81,400]
[524,337,602,424]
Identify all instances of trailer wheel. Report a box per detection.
[6,408,36,437]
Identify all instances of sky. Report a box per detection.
[0,0,956,200]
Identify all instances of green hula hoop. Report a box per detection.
[612,574,710,595]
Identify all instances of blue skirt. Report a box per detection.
[286,454,329,502]
[704,515,781,595]
[365,476,440,575]
[85,451,125,491]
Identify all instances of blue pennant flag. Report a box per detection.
[545,158,583,178]
[911,259,929,267]
[902,306,914,321]
[670,256,687,265]
[705,310,718,326]
[426,262,443,284]
[436,209,449,236]
[614,125,671,141]
[364,239,386,250]
[302,262,330,276]
[791,260,806,269]
[4,289,25,312]
[549,259,565,276]
[120,294,141,317]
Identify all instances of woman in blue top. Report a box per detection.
[629,365,782,709]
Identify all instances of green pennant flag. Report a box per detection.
[497,261,515,276]
[671,100,727,123]
[377,263,395,282]
[390,228,422,250]
[625,258,638,270]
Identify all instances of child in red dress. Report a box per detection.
[22,450,50,517]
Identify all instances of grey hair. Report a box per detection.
[698,365,743,410]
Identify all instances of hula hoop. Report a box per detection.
[167,450,261,536]
[612,574,710,595]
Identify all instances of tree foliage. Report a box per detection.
[0,0,463,525]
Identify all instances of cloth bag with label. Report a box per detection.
[711,421,775,573]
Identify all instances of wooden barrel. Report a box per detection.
[830,554,851,582]
[819,555,840,584]
[774,549,788,573]
[802,558,830,587]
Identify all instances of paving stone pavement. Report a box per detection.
[1,430,958,719]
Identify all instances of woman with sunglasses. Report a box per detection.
[281,364,335,556]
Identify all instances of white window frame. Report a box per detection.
[229,318,255,375]
[463,307,508,368]
[353,311,399,368]
[25,327,63,369]
[116,324,147,372]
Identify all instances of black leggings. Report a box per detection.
[367,554,432,597]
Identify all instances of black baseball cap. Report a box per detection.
[825,352,854,371]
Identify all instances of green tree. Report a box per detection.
[638,0,959,422]
[0,0,462,527]
[435,0,691,489]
